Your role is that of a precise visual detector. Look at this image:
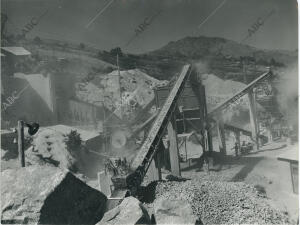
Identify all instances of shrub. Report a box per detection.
[33,36,42,45]
[64,130,82,153]
[79,43,85,49]
[110,47,123,57]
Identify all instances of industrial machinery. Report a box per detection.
[125,65,192,195]
[107,65,272,197]
[104,157,131,190]
[207,69,272,117]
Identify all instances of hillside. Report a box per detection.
[2,35,296,129]
[150,36,296,64]
[15,35,297,84]
[102,36,297,82]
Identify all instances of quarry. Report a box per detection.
[1,2,299,224]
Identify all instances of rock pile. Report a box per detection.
[154,179,290,224]
[1,165,107,224]
[154,199,201,224]
[97,196,151,225]
[76,69,168,120]
[25,128,77,171]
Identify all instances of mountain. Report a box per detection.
[149,36,296,63]
[102,36,297,83]
[12,35,297,84]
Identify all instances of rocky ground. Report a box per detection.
[1,136,298,224]
[138,140,298,224]
[182,141,299,223]
[152,179,289,224]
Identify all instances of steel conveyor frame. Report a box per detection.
[126,65,192,193]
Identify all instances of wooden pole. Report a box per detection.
[182,109,188,162]
[216,118,226,155]
[242,58,248,84]
[247,89,259,150]
[167,114,181,176]
[148,150,162,182]
[234,130,241,155]
[148,159,158,182]
[17,120,25,167]
[201,84,213,152]
[207,125,213,152]
[117,54,122,118]
[148,141,164,181]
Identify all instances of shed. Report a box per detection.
[1,47,31,56]
[1,47,31,76]
[277,146,298,194]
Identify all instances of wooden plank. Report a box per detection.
[168,115,181,176]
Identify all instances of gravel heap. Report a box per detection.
[154,179,290,224]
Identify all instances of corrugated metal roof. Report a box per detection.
[1,47,31,56]
[277,145,298,163]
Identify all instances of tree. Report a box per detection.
[33,36,42,45]
[63,43,68,50]
[270,58,285,67]
[97,50,102,58]
[64,130,82,153]
[79,43,85,49]
[110,47,123,57]
[257,58,269,66]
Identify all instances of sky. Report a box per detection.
[2,0,298,54]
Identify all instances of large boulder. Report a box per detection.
[154,199,201,225]
[97,196,150,225]
[1,165,107,224]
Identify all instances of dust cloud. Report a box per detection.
[274,63,298,129]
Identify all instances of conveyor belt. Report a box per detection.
[125,67,271,194]
[207,69,272,117]
[126,65,191,193]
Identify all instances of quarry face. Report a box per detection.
[1,1,298,224]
